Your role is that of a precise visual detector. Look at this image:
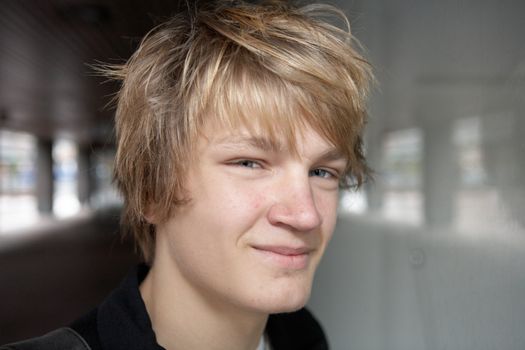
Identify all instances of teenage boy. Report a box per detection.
[2,1,371,349]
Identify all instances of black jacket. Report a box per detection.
[2,265,329,350]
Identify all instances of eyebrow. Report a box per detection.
[215,135,284,153]
[316,148,347,163]
[214,135,347,163]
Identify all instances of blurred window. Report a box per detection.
[381,128,424,224]
[452,116,520,235]
[90,149,121,208]
[453,117,487,188]
[0,130,39,232]
[52,139,80,218]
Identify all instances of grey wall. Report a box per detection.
[310,216,525,349]
[308,1,525,349]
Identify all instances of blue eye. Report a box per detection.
[310,168,334,179]
[235,160,261,169]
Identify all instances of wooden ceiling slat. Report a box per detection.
[1,0,183,145]
[4,1,82,76]
[19,0,91,68]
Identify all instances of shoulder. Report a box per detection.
[266,308,329,350]
[70,308,103,350]
[0,327,91,350]
[1,308,103,350]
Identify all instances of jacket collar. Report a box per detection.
[96,264,327,350]
[98,264,164,350]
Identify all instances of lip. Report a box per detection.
[251,245,313,270]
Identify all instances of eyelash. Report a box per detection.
[232,159,338,180]
[233,159,263,169]
[309,168,337,179]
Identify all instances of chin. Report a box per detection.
[265,296,309,314]
[252,283,312,314]
[273,300,308,313]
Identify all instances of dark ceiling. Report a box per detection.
[0,0,187,147]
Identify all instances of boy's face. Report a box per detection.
[155,120,346,314]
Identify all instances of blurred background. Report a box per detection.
[1,0,524,349]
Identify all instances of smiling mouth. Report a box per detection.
[251,245,312,270]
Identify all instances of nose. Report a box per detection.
[267,178,323,232]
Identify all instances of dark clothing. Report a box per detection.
[2,265,329,350]
[0,328,89,350]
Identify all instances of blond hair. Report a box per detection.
[106,0,373,263]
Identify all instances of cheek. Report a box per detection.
[317,192,339,235]
[213,180,267,216]
[249,193,265,210]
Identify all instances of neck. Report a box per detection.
[139,252,268,350]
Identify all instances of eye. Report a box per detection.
[309,168,336,179]
[232,159,262,169]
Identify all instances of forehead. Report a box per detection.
[199,120,345,162]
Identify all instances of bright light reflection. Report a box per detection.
[53,139,80,217]
[339,190,367,214]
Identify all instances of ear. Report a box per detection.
[143,203,160,224]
